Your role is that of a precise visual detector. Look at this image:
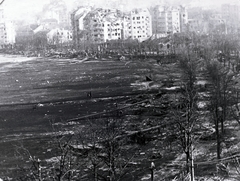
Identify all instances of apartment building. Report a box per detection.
[122,14,131,40]
[151,5,188,36]
[221,4,240,33]
[83,8,107,44]
[47,28,72,45]
[71,6,91,48]
[83,8,124,44]
[0,9,15,48]
[130,8,152,42]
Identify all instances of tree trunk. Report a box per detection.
[190,145,195,181]
[186,149,190,174]
[93,164,98,181]
[215,115,221,159]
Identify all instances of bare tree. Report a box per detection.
[169,47,200,181]
[205,59,235,159]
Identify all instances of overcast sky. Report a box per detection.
[2,0,239,21]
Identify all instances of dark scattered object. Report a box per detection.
[87,91,92,99]
[146,75,152,81]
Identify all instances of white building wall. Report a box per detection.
[130,8,152,42]
[47,28,72,45]
[171,10,180,33]
[5,21,16,44]
[75,7,92,30]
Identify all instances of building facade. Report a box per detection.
[71,7,153,49]
[71,6,92,48]
[221,4,240,33]
[130,8,152,42]
[83,8,124,44]
[0,9,15,48]
[151,5,188,36]
[47,28,72,46]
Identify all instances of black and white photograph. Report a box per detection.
[0,0,240,180]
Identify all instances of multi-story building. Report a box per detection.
[178,6,188,32]
[151,6,168,36]
[130,8,152,42]
[221,4,240,33]
[47,28,72,46]
[151,5,188,36]
[83,8,107,44]
[71,7,152,48]
[0,9,15,48]
[71,6,91,48]
[188,10,226,34]
[122,14,131,40]
[83,8,124,44]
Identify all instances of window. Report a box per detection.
[133,17,135,20]
[137,17,140,20]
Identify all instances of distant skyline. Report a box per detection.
[1,0,240,21]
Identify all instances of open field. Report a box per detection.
[1,55,240,180]
[0,55,175,179]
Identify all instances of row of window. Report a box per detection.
[133,21,146,24]
[132,26,146,29]
[132,16,146,20]
[132,35,146,38]
[107,28,120,31]
[108,33,121,36]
